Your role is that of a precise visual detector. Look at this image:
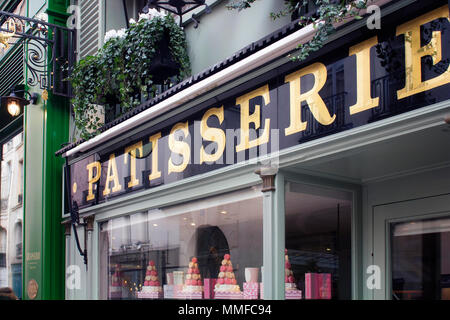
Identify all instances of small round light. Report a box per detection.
[220,211,227,215]
[190,222,196,226]
[153,223,158,227]
[7,100,20,116]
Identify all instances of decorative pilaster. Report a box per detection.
[255,166,285,300]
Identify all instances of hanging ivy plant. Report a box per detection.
[227,0,369,61]
[71,11,191,140]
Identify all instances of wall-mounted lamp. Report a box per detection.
[1,88,39,117]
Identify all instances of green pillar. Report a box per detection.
[261,169,285,299]
[23,0,70,300]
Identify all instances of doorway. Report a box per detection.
[373,193,450,300]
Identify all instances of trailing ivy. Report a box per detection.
[70,13,191,140]
[227,0,368,61]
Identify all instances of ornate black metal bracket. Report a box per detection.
[0,10,76,97]
[63,153,88,267]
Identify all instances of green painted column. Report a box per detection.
[23,0,70,300]
[261,169,285,300]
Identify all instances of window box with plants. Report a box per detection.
[71,10,191,140]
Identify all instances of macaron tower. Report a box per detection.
[109,269,123,299]
[182,257,203,299]
[137,260,163,299]
[214,254,243,299]
[284,249,302,299]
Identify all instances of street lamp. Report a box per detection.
[1,89,39,117]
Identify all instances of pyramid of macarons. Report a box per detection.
[285,249,296,287]
[144,260,160,287]
[185,257,202,286]
[217,253,237,286]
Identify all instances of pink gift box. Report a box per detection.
[182,291,203,300]
[173,284,185,299]
[214,291,244,300]
[305,273,332,300]
[260,283,264,299]
[163,284,174,299]
[243,282,259,290]
[204,278,217,299]
[285,290,302,300]
[243,282,259,300]
[137,291,163,299]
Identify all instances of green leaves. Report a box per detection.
[228,0,369,63]
[70,14,191,140]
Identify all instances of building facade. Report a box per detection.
[57,0,450,300]
[0,0,71,300]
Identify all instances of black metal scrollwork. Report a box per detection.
[0,10,76,97]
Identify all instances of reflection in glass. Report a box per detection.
[391,217,450,300]
[285,182,352,299]
[0,132,24,299]
[99,187,263,300]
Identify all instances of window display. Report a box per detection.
[391,217,450,300]
[99,186,263,299]
[285,181,352,299]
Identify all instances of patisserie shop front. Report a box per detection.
[59,2,450,300]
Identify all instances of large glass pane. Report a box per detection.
[0,132,24,299]
[99,186,263,300]
[391,217,450,300]
[285,182,352,300]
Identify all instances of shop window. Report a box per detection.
[14,222,22,258]
[99,187,263,300]
[391,217,450,300]
[0,228,6,268]
[285,182,352,300]
[1,161,11,211]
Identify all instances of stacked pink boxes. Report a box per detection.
[305,273,332,299]
[204,278,217,299]
[243,267,260,299]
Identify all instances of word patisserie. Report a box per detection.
[71,6,449,205]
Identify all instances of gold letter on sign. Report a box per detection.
[103,154,122,196]
[349,36,380,115]
[86,161,101,201]
[284,62,335,136]
[168,122,191,174]
[235,85,271,152]
[148,132,162,181]
[200,106,226,164]
[124,141,143,188]
[396,5,450,99]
